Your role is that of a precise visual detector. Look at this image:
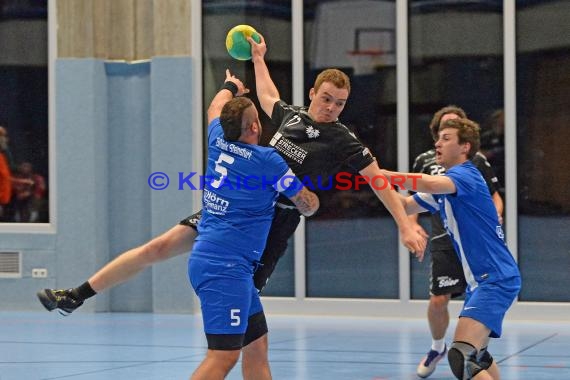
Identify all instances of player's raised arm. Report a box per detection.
[207,69,249,124]
[249,34,280,118]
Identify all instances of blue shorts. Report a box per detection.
[188,250,263,336]
[461,276,521,338]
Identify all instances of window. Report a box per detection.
[0,1,49,224]
[305,0,399,298]
[408,0,504,299]
[516,0,570,302]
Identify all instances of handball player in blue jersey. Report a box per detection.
[410,106,504,379]
[188,71,318,380]
[382,118,520,380]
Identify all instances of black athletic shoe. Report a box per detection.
[37,289,84,316]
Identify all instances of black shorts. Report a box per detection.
[253,206,301,292]
[179,210,202,231]
[205,311,268,350]
[430,249,467,298]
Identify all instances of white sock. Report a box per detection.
[431,338,446,353]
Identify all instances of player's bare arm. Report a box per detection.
[396,192,429,216]
[492,191,504,224]
[289,187,319,217]
[381,169,457,195]
[359,161,427,259]
[249,34,280,117]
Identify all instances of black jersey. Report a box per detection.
[269,100,375,187]
[411,149,500,250]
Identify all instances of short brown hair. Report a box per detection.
[219,97,254,141]
[429,105,467,141]
[439,117,480,159]
[314,69,351,95]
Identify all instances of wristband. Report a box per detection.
[220,81,238,97]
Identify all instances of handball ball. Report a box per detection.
[226,25,261,61]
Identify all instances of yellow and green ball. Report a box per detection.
[225,25,261,61]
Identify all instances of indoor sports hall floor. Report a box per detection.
[1,311,568,379]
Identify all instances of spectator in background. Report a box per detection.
[0,126,15,169]
[29,163,47,222]
[0,126,13,221]
[11,162,45,222]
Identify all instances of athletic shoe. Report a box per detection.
[37,288,83,316]
[416,345,447,378]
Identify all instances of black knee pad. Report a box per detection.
[448,341,484,379]
[477,346,494,370]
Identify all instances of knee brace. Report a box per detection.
[477,346,494,370]
[448,341,484,379]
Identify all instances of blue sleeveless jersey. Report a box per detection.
[195,117,303,263]
[413,161,520,292]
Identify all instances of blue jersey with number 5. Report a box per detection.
[195,117,303,263]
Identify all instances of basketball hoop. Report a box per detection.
[347,49,384,75]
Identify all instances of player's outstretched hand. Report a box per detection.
[401,225,427,262]
[248,33,266,61]
[224,69,249,96]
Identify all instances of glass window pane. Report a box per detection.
[305,0,399,298]
[0,2,49,223]
[202,1,294,296]
[408,1,504,299]
[516,0,570,302]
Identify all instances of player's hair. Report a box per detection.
[439,117,480,159]
[314,69,351,95]
[220,97,254,141]
[429,105,467,141]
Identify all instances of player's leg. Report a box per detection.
[253,206,300,292]
[449,278,520,379]
[191,349,240,380]
[448,317,493,380]
[418,294,451,378]
[241,290,271,380]
[88,223,197,292]
[477,340,500,380]
[428,293,452,343]
[242,333,270,380]
[37,212,201,315]
[189,253,251,379]
[418,249,466,378]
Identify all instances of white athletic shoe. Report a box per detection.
[416,345,447,378]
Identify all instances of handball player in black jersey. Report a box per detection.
[38,34,427,315]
